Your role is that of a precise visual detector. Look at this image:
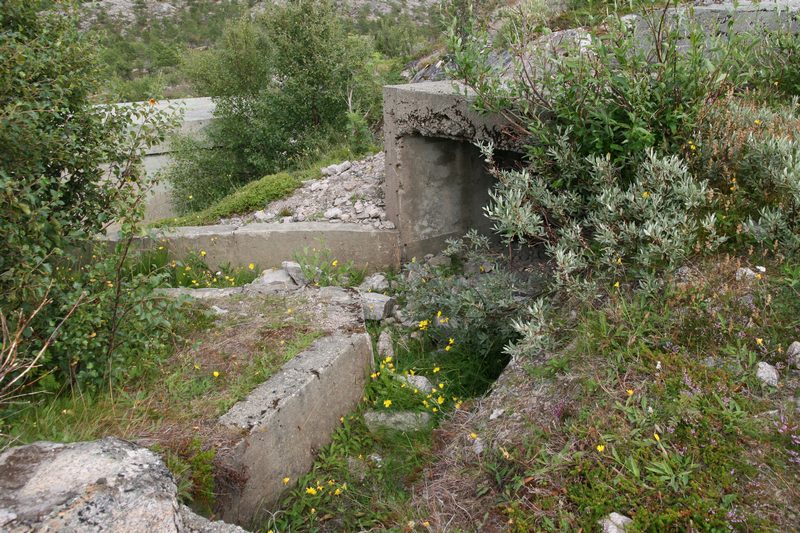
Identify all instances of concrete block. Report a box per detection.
[217,333,372,526]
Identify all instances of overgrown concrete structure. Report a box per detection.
[383,81,521,261]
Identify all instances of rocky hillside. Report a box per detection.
[80,0,442,28]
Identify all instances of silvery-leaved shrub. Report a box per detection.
[483,143,723,296]
[689,96,800,254]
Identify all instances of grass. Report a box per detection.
[264,320,512,530]
[131,248,259,288]
[0,294,323,510]
[408,256,800,531]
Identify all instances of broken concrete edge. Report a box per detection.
[102,222,401,273]
[0,437,246,533]
[216,333,374,527]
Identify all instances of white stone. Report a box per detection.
[598,512,633,533]
[363,410,431,434]
[359,273,389,292]
[489,408,505,420]
[281,260,306,286]
[377,329,394,359]
[368,206,382,218]
[736,267,758,281]
[253,210,271,222]
[354,201,365,213]
[251,268,298,291]
[786,341,800,370]
[0,438,244,532]
[397,373,433,393]
[324,207,342,219]
[756,361,779,386]
[211,305,229,315]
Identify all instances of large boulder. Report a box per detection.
[0,437,244,533]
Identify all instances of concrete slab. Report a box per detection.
[217,333,373,526]
[105,222,400,272]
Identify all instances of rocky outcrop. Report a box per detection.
[0,437,245,532]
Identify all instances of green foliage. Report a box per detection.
[1,0,182,398]
[156,438,217,511]
[688,96,800,254]
[131,248,258,289]
[399,231,540,390]
[167,0,387,211]
[293,248,367,288]
[91,0,248,102]
[488,261,800,530]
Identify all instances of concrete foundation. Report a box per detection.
[106,222,400,272]
[217,333,373,527]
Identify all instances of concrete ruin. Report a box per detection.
[383,81,520,261]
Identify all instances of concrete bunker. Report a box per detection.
[383,82,524,261]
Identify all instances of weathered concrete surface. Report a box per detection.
[383,81,521,260]
[217,333,373,526]
[0,437,244,533]
[105,222,400,272]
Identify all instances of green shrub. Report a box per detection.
[1,0,182,398]
[167,0,387,211]
[689,96,800,253]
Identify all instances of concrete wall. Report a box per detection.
[138,97,216,223]
[106,222,401,272]
[383,81,521,261]
[218,333,373,526]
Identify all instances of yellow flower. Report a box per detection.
[444,345,451,351]
[437,310,442,317]
[305,487,317,495]
[213,371,220,378]
[248,263,255,270]
[286,308,293,314]
[334,488,342,495]
[596,444,605,453]
[433,367,440,373]
[437,396,445,405]
[331,260,339,267]
[642,191,651,199]
[194,363,200,370]
[383,399,392,408]
[148,98,156,105]
[469,432,478,440]
[310,508,316,514]
[626,389,634,396]
[423,521,430,527]
[448,338,455,345]
[654,432,661,442]
[613,281,620,289]
[384,356,392,363]
[756,338,764,346]
[282,477,290,485]
[418,319,430,331]
[88,331,97,339]
[754,119,762,125]
[439,383,444,389]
